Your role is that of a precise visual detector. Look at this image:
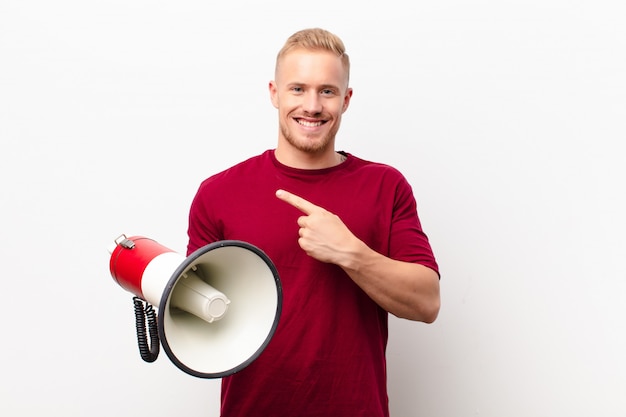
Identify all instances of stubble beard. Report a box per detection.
[280,121,338,155]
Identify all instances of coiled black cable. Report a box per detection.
[133,296,160,363]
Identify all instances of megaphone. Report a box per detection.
[107,234,282,378]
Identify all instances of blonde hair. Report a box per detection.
[276,28,350,83]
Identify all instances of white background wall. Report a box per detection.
[1,1,625,416]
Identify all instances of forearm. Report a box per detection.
[339,239,440,322]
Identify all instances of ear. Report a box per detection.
[269,80,279,109]
[342,87,353,113]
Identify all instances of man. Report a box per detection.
[187,28,440,417]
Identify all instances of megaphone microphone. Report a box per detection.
[107,234,282,378]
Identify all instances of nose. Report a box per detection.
[302,91,322,115]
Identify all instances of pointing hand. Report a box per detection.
[275,189,360,264]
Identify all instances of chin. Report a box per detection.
[295,140,332,154]
[285,135,332,153]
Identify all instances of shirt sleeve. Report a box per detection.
[186,181,223,256]
[388,175,439,275]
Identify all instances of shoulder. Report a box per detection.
[344,153,409,184]
[197,150,273,190]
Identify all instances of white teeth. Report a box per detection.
[297,119,323,127]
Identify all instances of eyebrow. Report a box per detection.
[287,82,341,91]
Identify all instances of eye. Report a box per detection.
[290,86,303,93]
[321,89,335,96]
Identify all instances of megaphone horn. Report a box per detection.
[108,235,282,378]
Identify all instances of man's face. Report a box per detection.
[270,49,352,155]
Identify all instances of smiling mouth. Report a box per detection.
[295,118,325,127]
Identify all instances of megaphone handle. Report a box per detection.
[132,297,160,363]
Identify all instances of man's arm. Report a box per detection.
[275,189,440,322]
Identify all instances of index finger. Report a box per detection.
[275,189,320,215]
